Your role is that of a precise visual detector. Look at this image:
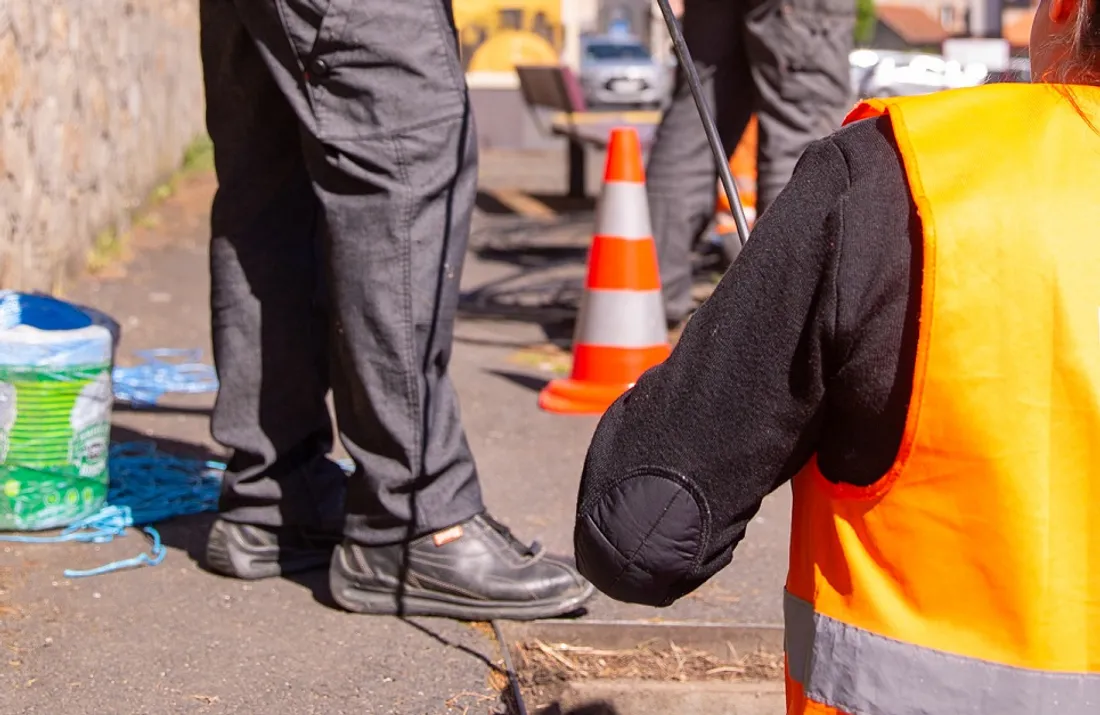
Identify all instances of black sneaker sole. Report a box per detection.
[205,519,335,581]
[329,549,596,621]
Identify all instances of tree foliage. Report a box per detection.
[855,0,876,46]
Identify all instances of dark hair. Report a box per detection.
[1062,0,1100,82]
[1043,0,1100,132]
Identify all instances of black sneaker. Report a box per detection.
[205,518,343,580]
[329,513,595,620]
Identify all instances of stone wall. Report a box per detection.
[0,1,204,292]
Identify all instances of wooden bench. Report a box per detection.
[515,65,660,199]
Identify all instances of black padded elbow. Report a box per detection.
[574,471,708,607]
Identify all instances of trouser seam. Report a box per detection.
[390,132,423,490]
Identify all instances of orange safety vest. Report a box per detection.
[785,82,1100,714]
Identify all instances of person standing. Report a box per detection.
[198,0,593,620]
[648,0,855,328]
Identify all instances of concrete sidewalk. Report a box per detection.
[0,150,790,714]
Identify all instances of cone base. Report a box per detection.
[538,377,634,415]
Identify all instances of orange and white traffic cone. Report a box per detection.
[716,115,758,236]
[538,127,671,415]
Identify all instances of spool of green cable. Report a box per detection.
[0,292,115,531]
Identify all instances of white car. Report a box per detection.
[578,34,667,110]
[851,49,987,99]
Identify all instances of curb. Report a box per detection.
[557,679,784,715]
[494,620,785,715]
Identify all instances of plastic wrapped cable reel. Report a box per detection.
[0,291,115,531]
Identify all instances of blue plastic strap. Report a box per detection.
[63,527,166,578]
[0,441,352,579]
[112,348,219,407]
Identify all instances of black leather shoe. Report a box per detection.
[205,519,343,580]
[329,513,595,620]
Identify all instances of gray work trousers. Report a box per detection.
[199,0,484,545]
[648,0,855,322]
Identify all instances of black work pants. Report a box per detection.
[648,0,855,322]
[199,0,484,545]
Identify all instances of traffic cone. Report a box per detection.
[716,115,758,235]
[538,127,671,415]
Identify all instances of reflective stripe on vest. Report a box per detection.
[785,591,1100,714]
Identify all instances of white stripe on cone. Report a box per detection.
[595,182,653,240]
[573,289,668,348]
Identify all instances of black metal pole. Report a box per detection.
[652,0,750,249]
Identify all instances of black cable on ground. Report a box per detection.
[492,620,528,715]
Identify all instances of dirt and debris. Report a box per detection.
[445,690,499,715]
[514,639,784,686]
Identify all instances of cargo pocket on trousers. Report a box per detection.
[274,0,343,122]
[745,0,854,107]
[276,0,337,75]
[290,0,467,141]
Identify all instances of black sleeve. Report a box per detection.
[573,123,864,608]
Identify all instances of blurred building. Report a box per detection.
[872,4,951,51]
[876,0,1035,40]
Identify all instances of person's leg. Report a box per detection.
[646,0,755,325]
[200,0,347,579]
[229,0,592,619]
[744,0,855,213]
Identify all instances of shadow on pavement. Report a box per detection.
[110,424,220,462]
[469,208,593,257]
[474,190,597,219]
[401,617,507,674]
[499,690,621,715]
[108,423,335,606]
[452,331,560,350]
[108,424,223,567]
[110,422,511,684]
[467,186,591,350]
[475,243,589,269]
[459,225,730,353]
[459,272,581,323]
[534,705,622,715]
[458,268,581,349]
[458,239,585,345]
[488,369,551,394]
[112,401,213,417]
